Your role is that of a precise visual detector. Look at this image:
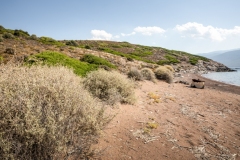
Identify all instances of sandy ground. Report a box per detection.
[91,75,240,160]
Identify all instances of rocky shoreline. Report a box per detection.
[174,60,234,78]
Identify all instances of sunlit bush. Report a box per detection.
[0,65,107,159]
[83,69,136,105]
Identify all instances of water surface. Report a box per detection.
[202,68,240,86]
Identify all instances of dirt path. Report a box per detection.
[92,78,240,160]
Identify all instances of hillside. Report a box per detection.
[198,50,230,58]
[198,49,240,68]
[0,25,232,74]
[211,49,240,67]
[1,25,240,160]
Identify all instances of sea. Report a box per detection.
[202,68,240,86]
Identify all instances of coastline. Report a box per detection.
[175,73,240,95]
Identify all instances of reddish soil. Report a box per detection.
[92,75,240,160]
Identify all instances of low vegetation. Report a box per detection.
[2,32,14,39]
[13,29,30,37]
[81,54,117,69]
[0,25,210,68]
[83,69,136,105]
[0,56,3,63]
[25,51,97,76]
[127,68,143,81]
[140,68,156,82]
[0,35,3,42]
[0,65,108,159]
[38,36,64,47]
[154,66,174,83]
[65,40,78,46]
[29,34,38,40]
[0,26,30,39]
[75,40,209,65]
[164,65,175,72]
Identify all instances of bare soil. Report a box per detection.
[92,75,240,160]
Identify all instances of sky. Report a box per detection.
[0,0,240,54]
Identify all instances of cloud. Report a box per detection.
[134,26,165,36]
[114,35,120,39]
[175,22,240,41]
[121,32,136,37]
[91,30,112,40]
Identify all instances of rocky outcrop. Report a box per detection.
[174,60,233,76]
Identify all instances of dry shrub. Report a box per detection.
[164,65,175,72]
[140,68,156,82]
[83,69,136,105]
[0,65,106,159]
[127,68,143,81]
[154,66,174,83]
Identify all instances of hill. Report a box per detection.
[198,50,230,58]
[211,49,240,67]
[0,25,232,74]
[197,49,240,68]
[0,25,239,160]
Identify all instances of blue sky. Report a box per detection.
[0,0,240,54]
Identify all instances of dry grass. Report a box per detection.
[83,69,136,105]
[127,67,143,81]
[140,68,156,82]
[154,66,174,83]
[0,64,107,159]
[164,65,175,72]
[148,92,161,103]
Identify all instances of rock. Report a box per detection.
[174,73,182,77]
[175,80,189,85]
[191,79,205,89]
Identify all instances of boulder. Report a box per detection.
[191,79,205,89]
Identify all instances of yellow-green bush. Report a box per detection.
[154,66,173,83]
[140,68,156,82]
[0,56,3,63]
[0,65,106,159]
[83,69,136,105]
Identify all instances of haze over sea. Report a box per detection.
[202,68,240,86]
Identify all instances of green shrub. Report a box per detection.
[127,68,143,81]
[25,51,97,76]
[3,32,14,39]
[0,25,4,30]
[0,35,3,42]
[30,34,38,40]
[140,68,156,82]
[154,66,173,83]
[157,59,169,65]
[81,54,116,69]
[0,65,107,159]
[83,69,136,105]
[66,40,78,46]
[157,55,180,65]
[85,45,91,49]
[127,57,134,61]
[39,36,64,46]
[189,57,199,65]
[165,55,179,63]
[0,56,3,63]
[14,29,30,37]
